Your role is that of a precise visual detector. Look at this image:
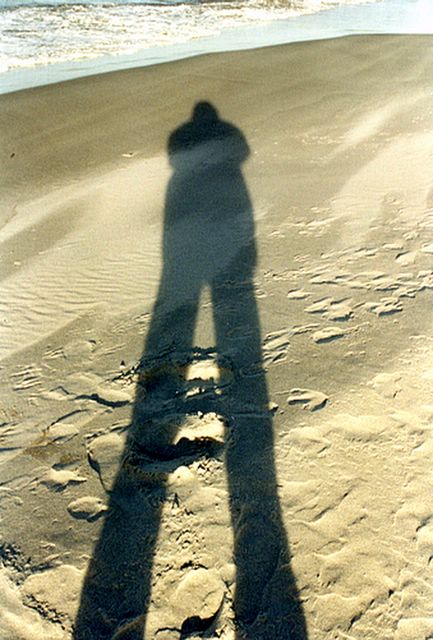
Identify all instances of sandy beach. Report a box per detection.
[1,34,433,639]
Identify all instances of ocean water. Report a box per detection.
[0,0,379,72]
[0,0,432,92]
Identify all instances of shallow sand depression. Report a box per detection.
[0,35,433,640]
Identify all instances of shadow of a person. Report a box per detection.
[74,102,307,640]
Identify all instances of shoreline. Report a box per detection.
[1,0,432,95]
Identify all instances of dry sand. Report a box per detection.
[1,35,433,640]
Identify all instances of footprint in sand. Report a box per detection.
[287,289,311,300]
[287,388,328,411]
[41,468,87,492]
[67,496,108,521]
[86,413,226,490]
[312,327,349,344]
[305,297,354,322]
[365,297,403,316]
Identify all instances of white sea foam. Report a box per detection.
[0,0,380,72]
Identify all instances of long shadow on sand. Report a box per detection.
[74,102,307,640]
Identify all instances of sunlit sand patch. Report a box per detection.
[183,358,234,398]
[0,568,65,640]
[172,412,225,446]
[331,133,433,248]
[319,413,395,442]
[169,568,225,632]
[22,565,85,626]
[396,618,433,640]
[185,358,221,383]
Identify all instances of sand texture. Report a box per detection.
[1,35,433,639]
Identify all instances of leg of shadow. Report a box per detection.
[212,251,307,639]
[72,466,162,639]
[74,298,201,640]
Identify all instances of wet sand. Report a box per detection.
[1,35,433,639]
